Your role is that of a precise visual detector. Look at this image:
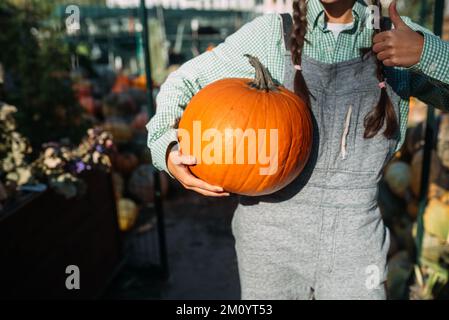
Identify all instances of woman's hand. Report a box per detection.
[373,1,424,68]
[167,144,230,197]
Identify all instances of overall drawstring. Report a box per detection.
[341,105,353,160]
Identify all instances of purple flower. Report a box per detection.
[96,145,104,153]
[75,161,86,173]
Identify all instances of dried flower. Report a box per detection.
[0,104,17,121]
[44,147,55,158]
[43,156,62,169]
[75,161,86,173]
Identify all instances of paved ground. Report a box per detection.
[103,179,449,300]
[104,181,241,300]
[161,188,240,299]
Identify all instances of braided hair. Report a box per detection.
[291,0,312,109]
[290,0,398,139]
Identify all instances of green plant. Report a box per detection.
[410,260,449,299]
[0,0,89,152]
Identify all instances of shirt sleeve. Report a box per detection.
[146,14,279,174]
[402,17,449,110]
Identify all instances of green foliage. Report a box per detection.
[0,0,90,154]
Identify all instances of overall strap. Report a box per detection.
[280,13,293,51]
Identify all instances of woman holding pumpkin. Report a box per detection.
[147,0,449,299]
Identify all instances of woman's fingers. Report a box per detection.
[167,145,229,197]
[373,33,395,64]
[372,41,390,54]
[174,161,229,196]
[188,187,230,197]
[373,31,390,44]
[179,179,230,197]
[182,174,225,193]
[376,49,394,62]
[382,59,396,67]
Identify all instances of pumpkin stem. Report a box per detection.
[244,54,278,92]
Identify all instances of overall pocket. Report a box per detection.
[332,206,390,283]
[332,91,394,175]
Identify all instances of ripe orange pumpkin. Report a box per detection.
[112,74,131,93]
[178,55,313,196]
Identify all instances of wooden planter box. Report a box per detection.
[0,170,122,299]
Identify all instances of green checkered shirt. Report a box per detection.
[147,0,449,174]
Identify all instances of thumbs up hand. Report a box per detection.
[373,1,424,68]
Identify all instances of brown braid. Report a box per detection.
[363,0,398,139]
[291,0,312,108]
[291,0,398,139]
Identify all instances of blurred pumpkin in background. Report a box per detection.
[384,161,411,198]
[128,164,169,204]
[131,111,149,132]
[112,152,139,175]
[79,96,96,115]
[103,93,138,118]
[408,97,428,128]
[117,198,139,232]
[102,119,133,144]
[423,198,449,242]
[73,80,92,98]
[131,75,147,90]
[429,183,447,201]
[112,74,131,93]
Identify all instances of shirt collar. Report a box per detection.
[306,0,369,34]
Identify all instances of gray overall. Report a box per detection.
[231,14,401,300]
